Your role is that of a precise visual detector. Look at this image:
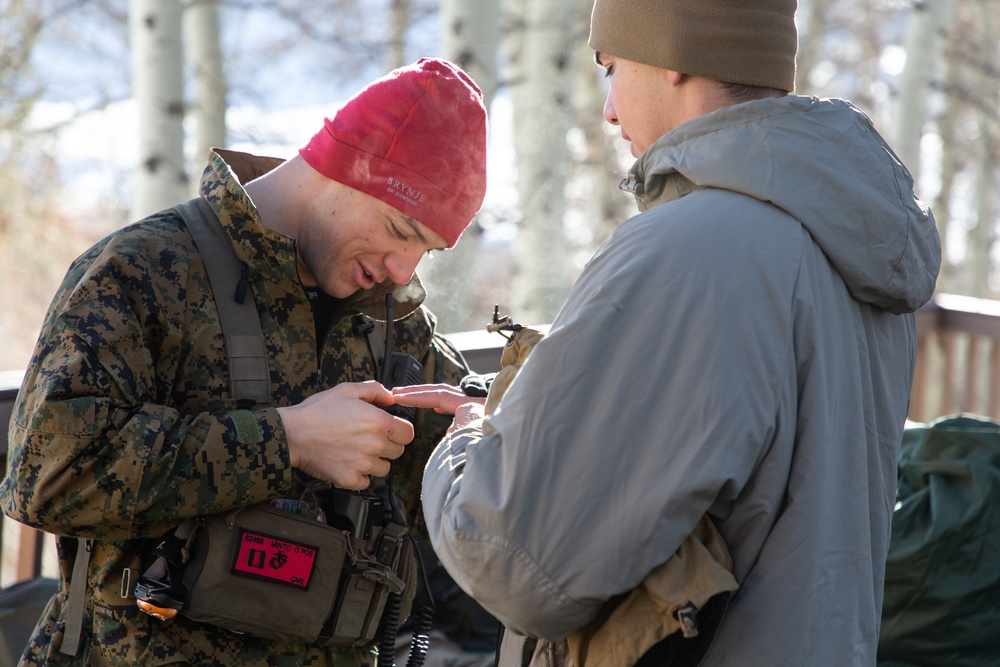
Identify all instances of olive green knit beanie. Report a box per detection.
[589,0,798,92]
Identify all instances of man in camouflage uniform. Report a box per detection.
[1,58,488,666]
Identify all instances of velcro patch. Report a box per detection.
[228,409,263,444]
[231,529,318,590]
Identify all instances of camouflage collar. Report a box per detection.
[199,149,426,321]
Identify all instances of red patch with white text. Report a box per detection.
[231,529,317,590]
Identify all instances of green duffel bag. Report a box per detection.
[877,415,1000,667]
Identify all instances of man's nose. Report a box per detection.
[603,91,619,126]
[384,250,422,286]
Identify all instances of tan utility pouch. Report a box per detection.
[180,503,414,646]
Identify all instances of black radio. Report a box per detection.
[382,351,423,422]
[325,489,391,540]
[378,292,423,422]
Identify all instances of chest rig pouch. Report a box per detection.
[132,197,420,647]
[176,491,416,646]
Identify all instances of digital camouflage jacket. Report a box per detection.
[1,149,468,666]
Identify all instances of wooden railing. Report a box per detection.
[3,293,999,585]
[910,293,1000,423]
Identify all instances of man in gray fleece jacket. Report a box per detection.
[396,1,941,664]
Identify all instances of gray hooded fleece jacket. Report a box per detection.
[422,95,941,665]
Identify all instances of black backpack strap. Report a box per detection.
[174,197,270,405]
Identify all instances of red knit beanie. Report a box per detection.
[299,58,488,248]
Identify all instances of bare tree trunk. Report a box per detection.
[795,0,831,94]
[968,1,996,298]
[930,23,966,294]
[0,1,45,225]
[853,1,885,120]
[420,0,502,333]
[893,0,956,185]
[573,5,628,250]
[0,4,86,371]
[440,0,500,104]
[385,0,409,70]
[184,0,226,190]
[131,0,187,219]
[508,0,579,325]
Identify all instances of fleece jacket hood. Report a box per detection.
[626,95,940,314]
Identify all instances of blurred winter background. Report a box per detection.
[1,0,997,376]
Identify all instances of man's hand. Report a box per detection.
[393,384,486,433]
[277,381,414,490]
